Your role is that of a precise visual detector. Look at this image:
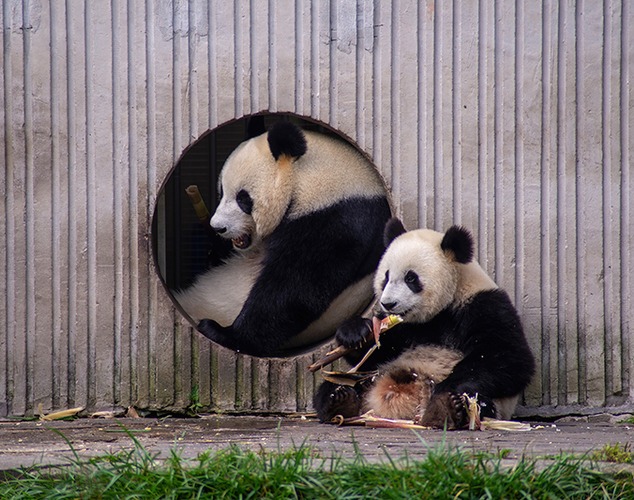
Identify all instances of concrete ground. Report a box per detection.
[1,413,634,475]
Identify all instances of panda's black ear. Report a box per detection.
[441,226,474,263]
[267,122,307,161]
[384,218,407,247]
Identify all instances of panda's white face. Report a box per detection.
[210,181,256,250]
[374,230,458,323]
[210,134,293,251]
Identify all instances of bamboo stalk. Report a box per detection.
[185,185,210,223]
[307,315,403,373]
[307,345,353,372]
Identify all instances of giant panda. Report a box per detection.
[174,121,392,357]
[313,218,535,429]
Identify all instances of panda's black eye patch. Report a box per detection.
[382,270,389,289]
[236,189,253,214]
[404,270,423,293]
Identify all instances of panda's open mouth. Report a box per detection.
[231,233,252,250]
[375,305,413,319]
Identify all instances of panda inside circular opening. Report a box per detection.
[153,113,392,358]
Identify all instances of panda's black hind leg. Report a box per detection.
[417,392,469,430]
[475,394,497,419]
[313,381,362,423]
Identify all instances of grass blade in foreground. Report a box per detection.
[1,439,632,499]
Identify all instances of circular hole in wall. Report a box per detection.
[152,112,389,357]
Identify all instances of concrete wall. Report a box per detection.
[1,0,632,417]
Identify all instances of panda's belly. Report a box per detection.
[280,274,375,352]
[363,345,464,419]
[174,253,263,326]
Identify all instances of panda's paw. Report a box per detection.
[313,382,361,423]
[335,317,373,349]
[389,367,419,385]
[416,392,468,430]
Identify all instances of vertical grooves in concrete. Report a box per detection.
[0,0,632,416]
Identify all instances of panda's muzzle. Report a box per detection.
[374,300,412,320]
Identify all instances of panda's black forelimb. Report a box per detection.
[474,394,497,418]
[221,196,391,357]
[335,317,373,349]
[430,291,536,402]
[197,319,248,354]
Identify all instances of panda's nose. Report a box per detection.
[381,301,397,312]
[212,225,227,234]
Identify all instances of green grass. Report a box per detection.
[1,433,633,499]
[590,443,633,464]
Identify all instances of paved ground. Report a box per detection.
[1,413,633,473]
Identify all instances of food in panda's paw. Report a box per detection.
[347,314,404,372]
[371,314,404,345]
[306,320,371,372]
[308,315,402,373]
[463,393,482,431]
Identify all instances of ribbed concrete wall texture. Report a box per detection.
[1,0,632,417]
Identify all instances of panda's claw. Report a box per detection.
[417,391,469,430]
[313,382,361,423]
[449,392,468,424]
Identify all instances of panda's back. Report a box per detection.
[288,131,389,220]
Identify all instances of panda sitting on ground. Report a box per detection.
[174,121,392,357]
[313,218,535,429]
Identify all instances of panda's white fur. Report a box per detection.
[208,130,387,251]
[363,345,463,420]
[362,347,519,422]
[174,123,392,356]
[175,250,263,327]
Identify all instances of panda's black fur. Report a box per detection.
[175,122,392,357]
[198,197,391,355]
[313,218,535,429]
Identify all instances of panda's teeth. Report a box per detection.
[232,234,251,249]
